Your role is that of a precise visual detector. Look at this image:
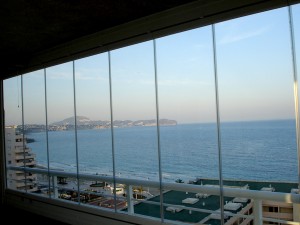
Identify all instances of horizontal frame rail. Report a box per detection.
[7,166,300,204]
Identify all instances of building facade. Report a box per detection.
[5,127,37,192]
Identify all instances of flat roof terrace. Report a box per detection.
[133,178,298,224]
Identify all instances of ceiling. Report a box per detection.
[1,0,299,79]
[0,0,198,78]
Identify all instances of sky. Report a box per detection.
[3,4,300,125]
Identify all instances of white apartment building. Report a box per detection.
[5,126,37,192]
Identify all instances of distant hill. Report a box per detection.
[51,116,94,126]
[51,116,177,127]
[23,117,177,132]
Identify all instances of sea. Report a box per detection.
[27,119,298,183]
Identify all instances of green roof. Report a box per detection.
[132,178,298,224]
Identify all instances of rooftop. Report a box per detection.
[134,178,298,224]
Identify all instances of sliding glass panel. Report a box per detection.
[216,7,297,225]
[290,4,300,224]
[217,6,296,189]
[294,2,300,177]
[4,76,25,192]
[4,76,22,127]
[110,41,159,214]
[74,53,114,208]
[46,62,77,200]
[155,27,219,224]
[22,70,48,195]
[294,4,300,84]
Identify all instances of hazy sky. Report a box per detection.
[4,5,300,125]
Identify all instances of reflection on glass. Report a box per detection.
[156,27,219,224]
[111,41,159,214]
[74,53,114,208]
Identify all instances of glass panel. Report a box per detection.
[155,27,219,224]
[22,70,48,195]
[110,41,159,214]
[294,4,300,90]
[4,76,25,192]
[4,76,22,127]
[55,175,79,202]
[2,3,298,224]
[290,4,300,222]
[74,53,114,209]
[217,5,296,189]
[294,2,300,189]
[46,62,77,199]
[216,7,297,225]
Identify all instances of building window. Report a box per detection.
[269,207,279,213]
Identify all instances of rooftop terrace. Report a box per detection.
[133,178,298,224]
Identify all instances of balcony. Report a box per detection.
[7,166,300,225]
[16,185,38,192]
[14,153,36,160]
[2,1,300,225]
[14,146,30,153]
[9,173,24,180]
[15,160,36,167]
[10,173,37,181]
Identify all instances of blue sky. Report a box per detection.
[4,4,300,125]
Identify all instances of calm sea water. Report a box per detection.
[27,119,298,182]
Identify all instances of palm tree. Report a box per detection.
[133,185,144,199]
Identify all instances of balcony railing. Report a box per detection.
[14,153,36,160]
[15,160,36,167]
[14,146,30,153]
[7,166,300,225]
